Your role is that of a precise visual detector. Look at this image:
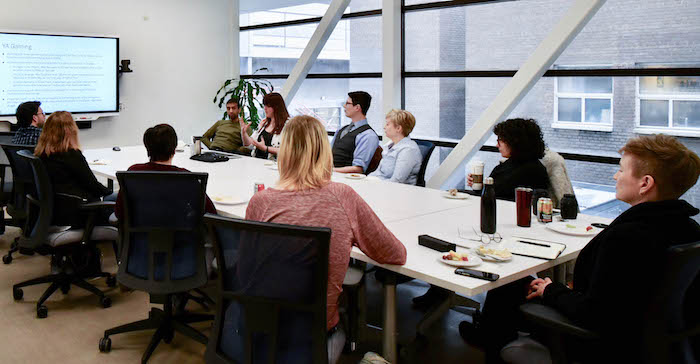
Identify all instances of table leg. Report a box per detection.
[382,280,398,363]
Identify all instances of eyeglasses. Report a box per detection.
[469,227,502,245]
[344,101,355,106]
[36,112,45,116]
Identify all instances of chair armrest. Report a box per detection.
[519,303,599,340]
[56,192,88,204]
[79,201,116,211]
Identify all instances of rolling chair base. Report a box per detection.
[100,294,213,363]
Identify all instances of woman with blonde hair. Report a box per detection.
[369,109,423,184]
[35,111,111,225]
[243,115,407,363]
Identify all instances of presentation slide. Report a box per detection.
[0,33,118,116]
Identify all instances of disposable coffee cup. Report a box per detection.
[471,161,485,190]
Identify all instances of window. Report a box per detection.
[636,76,700,136]
[553,76,613,131]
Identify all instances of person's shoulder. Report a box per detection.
[327,182,362,200]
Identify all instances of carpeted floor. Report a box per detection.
[0,226,484,363]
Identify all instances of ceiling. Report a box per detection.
[239,0,332,13]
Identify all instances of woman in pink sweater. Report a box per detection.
[245,115,407,362]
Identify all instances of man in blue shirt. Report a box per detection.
[331,91,379,174]
[12,101,45,145]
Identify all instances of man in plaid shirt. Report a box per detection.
[12,101,45,145]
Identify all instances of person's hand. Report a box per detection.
[467,173,474,187]
[526,277,552,300]
[241,120,250,134]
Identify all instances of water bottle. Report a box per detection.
[560,193,579,220]
[481,177,496,234]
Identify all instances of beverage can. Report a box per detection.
[537,197,553,223]
[253,182,265,194]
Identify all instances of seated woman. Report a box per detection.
[468,118,549,200]
[35,111,112,226]
[243,115,407,363]
[460,134,700,363]
[114,124,216,220]
[369,109,423,184]
[240,92,289,160]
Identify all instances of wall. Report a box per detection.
[0,0,234,149]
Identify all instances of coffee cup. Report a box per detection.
[471,161,485,190]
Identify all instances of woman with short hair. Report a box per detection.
[240,92,289,159]
[35,111,112,225]
[370,109,423,185]
[243,115,407,363]
[467,118,549,200]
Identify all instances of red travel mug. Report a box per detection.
[515,187,533,227]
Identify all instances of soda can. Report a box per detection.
[537,197,553,223]
[253,182,265,194]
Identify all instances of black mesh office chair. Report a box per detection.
[99,171,213,363]
[414,140,435,187]
[12,150,118,318]
[203,214,331,364]
[518,241,700,364]
[1,143,37,264]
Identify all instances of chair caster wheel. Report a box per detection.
[163,330,174,344]
[101,296,112,308]
[37,305,48,319]
[99,337,112,352]
[3,255,12,264]
[13,288,23,300]
[61,284,70,294]
[106,275,117,287]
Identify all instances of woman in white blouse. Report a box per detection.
[241,92,289,159]
[370,109,423,184]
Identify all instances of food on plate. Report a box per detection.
[478,246,512,259]
[566,224,576,229]
[213,196,231,202]
[442,250,468,262]
[448,188,458,196]
[349,173,363,178]
[586,226,593,231]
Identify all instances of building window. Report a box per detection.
[553,76,613,131]
[637,76,700,135]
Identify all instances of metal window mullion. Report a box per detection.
[580,97,586,123]
[668,99,674,128]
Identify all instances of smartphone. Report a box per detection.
[455,268,499,281]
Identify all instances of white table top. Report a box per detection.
[85,145,612,296]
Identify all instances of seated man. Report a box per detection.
[12,101,45,145]
[201,98,252,154]
[460,134,700,363]
[332,91,379,174]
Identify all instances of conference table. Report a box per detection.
[85,146,612,363]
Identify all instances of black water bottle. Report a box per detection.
[481,177,496,234]
[560,193,579,220]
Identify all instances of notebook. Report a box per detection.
[503,238,566,260]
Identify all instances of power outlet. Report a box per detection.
[119,102,126,111]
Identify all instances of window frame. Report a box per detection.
[552,72,614,132]
[635,76,700,138]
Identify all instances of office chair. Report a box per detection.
[365,146,383,175]
[12,150,117,318]
[99,171,213,363]
[1,143,36,264]
[203,214,331,364]
[414,140,435,187]
[518,241,700,364]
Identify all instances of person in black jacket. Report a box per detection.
[467,118,549,201]
[35,111,112,226]
[460,134,700,363]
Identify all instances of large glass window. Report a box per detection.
[554,76,613,127]
[638,76,700,130]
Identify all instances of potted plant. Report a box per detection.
[213,68,273,130]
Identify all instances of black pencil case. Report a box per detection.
[418,234,456,252]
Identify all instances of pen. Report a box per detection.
[518,240,550,248]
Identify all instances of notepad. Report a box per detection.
[503,238,566,260]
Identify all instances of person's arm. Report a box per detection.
[334,165,364,174]
[240,119,255,148]
[388,147,422,183]
[72,150,111,197]
[201,121,220,148]
[340,186,407,265]
[350,130,379,173]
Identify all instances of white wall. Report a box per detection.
[0,0,234,148]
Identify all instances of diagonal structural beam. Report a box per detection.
[427,0,608,189]
[281,0,351,102]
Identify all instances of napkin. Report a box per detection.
[89,159,110,165]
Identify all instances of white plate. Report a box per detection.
[475,247,513,262]
[264,161,275,166]
[212,196,249,206]
[267,165,278,170]
[345,173,366,180]
[437,254,482,267]
[443,191,469,200]
[545,221,598,236]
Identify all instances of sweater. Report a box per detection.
[245,182,407,329]
[489,158,549,201]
